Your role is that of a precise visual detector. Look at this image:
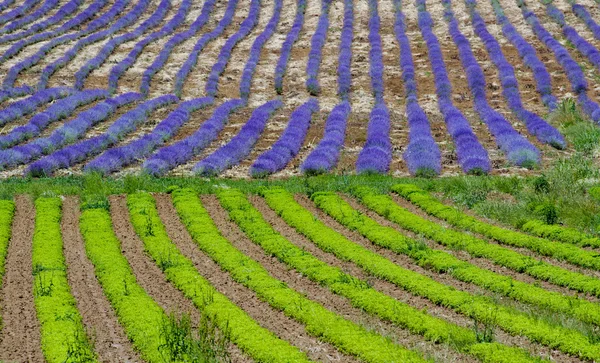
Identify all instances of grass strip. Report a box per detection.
[33,198,96,362]
[80,207,165,362]
[126,192,313,362]
[172,187,428,363]
[392,184,600,269]
[311,191,600,361]
[228,188,539,363]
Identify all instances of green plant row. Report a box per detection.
[311,191,600,361]
[0,199,14,329]
[520,219,600,248]
[347,187,600,326]
[80,207,166,362]
[392,184,600,270]
[171,187,428,363]
[32,198,97,362]
[126,192,313,362]
[357,185,600,298]
[242,188,540,362]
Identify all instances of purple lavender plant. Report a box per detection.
[305,0,332,96]
[142,99,245,176]
[0,0,39,28]
[0,87,73,127]
[572,4,600,40]
[250,98,318,177]
[274,0,307,94]
[337,0,353,99]
[0,0,59,35]
[193,99,282,176]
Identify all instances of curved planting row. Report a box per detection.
[239,0,282,100]
[26,95,177,177]
[38,0,151,90]
[0,0,39,28]
[73,0,170,90]
[465,0,565,149]
[305,0,332,96]
[313,190,600,361]
[0,93,141,171]
[139,0,217,96]
[520,219,600,248]
[250,98,318,177]
[274,0,307,94]
[0,0,15,12]
[127,193,313,362]
[142,99,244,176]
[204,0,261,98]
[2,0,124,89]
[84,97,213,175]
[0,85,36,104]
[176,188,429,363]
[32,198,96,362]
[389,184,600,296]
[0,89,109,149]
[337,0,353,99]
[416,0,490,174]
[0,199,14,308]
[572,3,600,40]
[193,99,282,176]
[489,0,557,111]
[0,0,83,44]
[107,0,192,93]
[174,0,239,97]
[356,0,391,174]
[441,0,540,168]
[262,188,543,362]
[0,0,59,36]
[0,87,73,127]
[393,0,440,176]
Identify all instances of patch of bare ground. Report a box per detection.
[181,0,251,99]
[336,0,370,173]
[403,2,459,175]
[0,195,43,362]
[61,196,141,362]
[153,193,348,362]
[295,194,582,362]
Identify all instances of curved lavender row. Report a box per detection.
[572,4,600,39]
[0,0,83,44]
[84,97,213,175]
[305,0,332,96]
[205,0,261,98]
[337,0,353,99]
[2,0,122,89]
[546,2,600,73]
[74,0,170,90]
[356,0,391,174]
[0,0,38,28]
[0,87,72,127]
[250,98,318,177]
[0,89,108,149]
[300,101,350,174]
[0,93,141,170]
[139,0,217,96]
[489,0,557,110]
[442,0,540,167]
[0,0,58,35]
[0,0,105,65]
[193,99,282,176]
[0,0,15,12]
[393,0,440,176]
[466,0,565,149]
[240,0,282,100]
[173,0,238,97]
[517,0,600,123]
[38,0,149,90]
[26,95,178,177]
[274,0,306,94]
[142,98,244,176]
[416,0,490,174]
[107,0,191,93]
[0,85,36,103]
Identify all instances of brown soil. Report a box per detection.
[153,193,350,362]
[61,196,141,362]
[0,195,43,362]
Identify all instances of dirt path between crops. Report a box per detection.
[153,193,350,362]
[61,196,141,363]
[0,195,43,362]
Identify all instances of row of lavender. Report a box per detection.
[0,0,595,177]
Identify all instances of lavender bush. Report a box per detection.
[274,0,307,94]
[305,0,332,96]
[0,87,73,127]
